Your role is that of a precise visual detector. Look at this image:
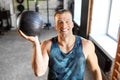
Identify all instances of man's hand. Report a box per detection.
[17,29,39,44]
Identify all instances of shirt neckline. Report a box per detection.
[56,36,77,55]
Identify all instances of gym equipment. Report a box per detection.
[17,4,25,12]
[16,0,24,3]
[17,11,43,36]
[16,0,24,14]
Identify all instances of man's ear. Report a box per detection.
[54,24,57,30]
[72,20,74,27]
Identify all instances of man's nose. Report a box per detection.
[62,22,67,28]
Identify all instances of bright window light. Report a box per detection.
[107,0,120,41]
[73,0,82,26]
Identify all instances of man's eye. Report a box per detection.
[58,21,63,24]
[66,21,69,23]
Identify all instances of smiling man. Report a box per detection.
[18,9,102,80]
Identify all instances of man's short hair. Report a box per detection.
[54,9,72,17]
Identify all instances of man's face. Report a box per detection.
[55,12,74,37]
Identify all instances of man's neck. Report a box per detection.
[57,34,75,53]
[58,34,75,46]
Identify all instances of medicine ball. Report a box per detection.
[17,11,43,36]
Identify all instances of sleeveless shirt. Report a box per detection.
[48,36,86,80]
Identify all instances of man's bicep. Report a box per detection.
[86,51,99,71]
[41,40,51,66]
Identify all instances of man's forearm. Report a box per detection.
[32,40,46,76]
[94,69,102,80]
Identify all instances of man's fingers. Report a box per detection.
[17,30,28,39]
[17,30,39,43]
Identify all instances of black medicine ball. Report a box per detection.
[17,11,43,36]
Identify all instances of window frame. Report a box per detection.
[89,0,118,61]
[106,0,120,42]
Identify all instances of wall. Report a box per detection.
[0,0,16,29]
[0,0,11,10]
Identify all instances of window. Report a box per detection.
[73,0,82,26]
[107,0,120,41]
[89,0,118,60]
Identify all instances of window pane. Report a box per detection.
[107,0,120,41]
[73,0,82,26]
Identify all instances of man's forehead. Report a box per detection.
[57,12,71,16]
[55,13,72,20]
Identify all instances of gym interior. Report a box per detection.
[0,0,120,80]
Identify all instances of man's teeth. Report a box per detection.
[62,29,68,31]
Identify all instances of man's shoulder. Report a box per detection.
[41,36,57,47]
[74,35,92,45]
[80,37,95,59]
[80,37,92,43]
[42,38,52,46]
[81,37,95,50]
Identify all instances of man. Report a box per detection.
[18,9,102,80]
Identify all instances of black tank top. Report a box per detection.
[48,36,86,80]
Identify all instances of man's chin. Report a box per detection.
[60,33,69,37]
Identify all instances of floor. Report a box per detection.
[0,28,94,80]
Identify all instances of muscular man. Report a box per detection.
[18,9,102,80]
